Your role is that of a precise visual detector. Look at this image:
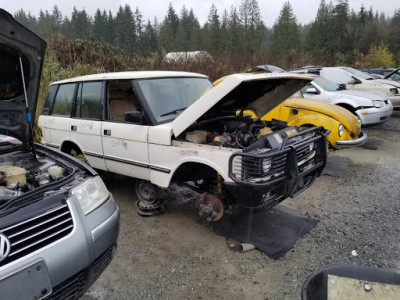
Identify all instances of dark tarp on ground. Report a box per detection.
[213,205,317,259]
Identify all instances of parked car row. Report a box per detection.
[290,66,400,110]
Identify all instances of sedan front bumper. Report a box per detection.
[336,131,368,148]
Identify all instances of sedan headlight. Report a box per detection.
[338,124,344,137]
[373,100,384,108]
[71,176,110,215]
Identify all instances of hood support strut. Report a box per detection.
[19,56,37,160]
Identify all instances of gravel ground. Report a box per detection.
[82,110,400,300]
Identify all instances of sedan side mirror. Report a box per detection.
[125,111,144,124]
[306,87,319,94]
[348,77,361,85]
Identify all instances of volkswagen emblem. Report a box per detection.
[0,233,11,262]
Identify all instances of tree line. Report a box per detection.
[14,0,400,66]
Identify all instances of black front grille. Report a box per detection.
[229,127,325,184]
[1,204,73,264]
[48,245,115,300]
[48,268,87,300]
[231,149,291,183]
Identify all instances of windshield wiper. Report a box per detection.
[160,107,187,117]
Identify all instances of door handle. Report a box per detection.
[71,125,77,131]
[104,129,111,136]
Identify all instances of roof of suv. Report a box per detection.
[52,71,209,85]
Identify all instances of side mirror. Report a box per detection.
[125,111,143,124]
[348,77,361,85]
[347,79,356,85]
[306,87,319,94]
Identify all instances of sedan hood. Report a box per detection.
[172,72,312,137]
[334,89,387,101]
[373,78,400,88]
[0,9,46,149]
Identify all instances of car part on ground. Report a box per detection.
[0,9,120,299]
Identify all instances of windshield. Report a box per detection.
[137,77,213,123]
[313,76,341,91]
[342,67,374,80]
[387,69,400,81]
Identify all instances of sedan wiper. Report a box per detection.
[160,107,187,117]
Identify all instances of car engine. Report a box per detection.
[0,150,71,199]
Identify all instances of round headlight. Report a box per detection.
[338,124,344,137]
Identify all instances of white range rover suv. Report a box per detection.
[39,71,328,220]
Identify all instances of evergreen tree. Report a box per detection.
[305,0,334,53]
[114,5,136,51]
[228,6,242,49]
[93,9,108,42]
[140,20,158,56]
[159,3,180,51]
[14,9,37,33]
[70,7,91,38]
[271,1,301,52]
[203,4,221,52]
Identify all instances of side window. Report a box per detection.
[51,83,76,116]
[75,82,103,119]
[300,83,313,94]
[108,80,140,122]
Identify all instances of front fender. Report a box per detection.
[287,114,341,148]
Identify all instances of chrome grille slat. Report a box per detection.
[9,224,73,257]
[0,203,74,264]
[3,204,69,232]
[10,218,72,246]
[7,211,70,239]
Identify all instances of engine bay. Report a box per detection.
[0,149,71,199]
[181,115,309,152]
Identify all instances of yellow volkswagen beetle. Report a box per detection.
[214,77,367,149]
[261,91,367,149]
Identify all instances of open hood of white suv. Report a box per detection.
[0,9,46,149]
[171,72,313,137]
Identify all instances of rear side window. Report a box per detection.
[75,82,102,119]
[52,83,76,116]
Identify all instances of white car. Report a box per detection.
[39,71,328,221]
[319,67,400,109]
[301,75,393,125]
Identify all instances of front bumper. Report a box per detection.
[356,104,393,125]
[336,131,368,148]
[226,127,327,209]
[0,195,120,300]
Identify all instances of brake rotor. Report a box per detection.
[197,193,224,222]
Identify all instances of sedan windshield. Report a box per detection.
[137,77,213,123]
[342,67,374,80]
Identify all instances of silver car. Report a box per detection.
[0,9,119,299]
[300,75,393,125]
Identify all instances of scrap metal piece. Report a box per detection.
[136,199,164,217]
[197,193,224,222]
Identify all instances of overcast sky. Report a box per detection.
[1,0,399,27]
